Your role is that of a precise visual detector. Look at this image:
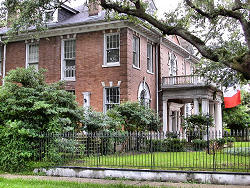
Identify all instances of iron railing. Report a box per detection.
[37,130,250,172]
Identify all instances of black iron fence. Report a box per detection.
[37,130,250,172]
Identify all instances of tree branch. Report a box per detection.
[100,0,250,79]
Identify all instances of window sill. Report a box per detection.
[62,78,76,82]
[102,63,120,68]
[132,65,140,70]
[147,70,154,75]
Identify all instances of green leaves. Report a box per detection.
[0,67,83,172]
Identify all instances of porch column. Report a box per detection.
[193,98,199,115]
[169,110,173,132]
[163,100,168,132]
[202,99,209,115]
[209,103,215,138]
[215,101,223,138]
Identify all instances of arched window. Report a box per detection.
[138,82,151,107]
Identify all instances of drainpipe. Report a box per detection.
[2,43,6,85]
[155,41,160,115]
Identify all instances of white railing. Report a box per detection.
[64,66,76,79]
[162,75,207,86]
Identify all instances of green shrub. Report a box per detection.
[226,137,236,143]
[0,67,84,172]
[215,138,226,148]
[192,139,207,151]
[223,147,250,156]
[149,138,187,152]
[107,102,161,132]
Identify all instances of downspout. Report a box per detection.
[155,41,160,115]
[3,44,6,85]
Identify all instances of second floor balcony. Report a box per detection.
[162,75,219,89]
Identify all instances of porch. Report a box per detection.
[161,75,223,135]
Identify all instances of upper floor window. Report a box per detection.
[0,46,2,75]
[147,43,153,73]
[104,33,120,67]
[168,52,177,76]
[133,36,140,69]
[26,43,39,71]
[62,39,76,81]
[104,87,120,112]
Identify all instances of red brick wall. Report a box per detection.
[39,37,61,83]
[74,28,128,111]
[5,41,26,73]
[126,28,157,111]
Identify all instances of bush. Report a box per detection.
[108,102,161,131]
[215,138,226,148]
[149,138,187,152]
[223,147,250,156]
[0,67,84,172]
[192,139,207,151]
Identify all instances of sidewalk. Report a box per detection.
[1,174,249,188]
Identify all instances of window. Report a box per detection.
[26,43,39,71]
[133,36,140,68]
[168,52,177,76]
[0,46,2,75]
[104,33,120,66]
[138,82,151,108]
[147,43,153,73]
[62,40,76,80]
[104,87,120,112]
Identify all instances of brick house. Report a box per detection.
[0,1,223,134]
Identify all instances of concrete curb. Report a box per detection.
[34,167,250,185]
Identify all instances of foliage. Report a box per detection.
[183,114,214,132]
[0,67,83,172]
[191,139,207,151]
[223,90,250,130]
[149,138,187,152]
[223,147,250,156]
[107,102,161,131]
[81,108,122,132]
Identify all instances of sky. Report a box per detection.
[0,0,180,18]
[69,0,180,17]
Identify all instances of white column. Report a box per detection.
[193,98,199,115]
[202,99,209,115]
[169,110,173,132]
[209,103,215,138]
[163,100,168,132]
[215,101,223,138]
[177,111,181,132]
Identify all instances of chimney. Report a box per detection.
[88,0,102,16]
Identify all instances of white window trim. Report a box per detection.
[25,43,39,69]
[103,86,120,113]
[61,38,76,81]
[132,36,140,69]
[103,32,120,67]
[147,43,153,74]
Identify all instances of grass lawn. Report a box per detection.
[65,144,250,172]
[0,177,169,188]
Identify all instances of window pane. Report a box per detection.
[105,87,120,112]
[28,44,39,63]
[65,60,75,78]
[64,40,75,59]
[107,49,119,63]
[106,34,120,64]
[133,36,139,67]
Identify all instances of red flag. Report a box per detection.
[224,86,241,108]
